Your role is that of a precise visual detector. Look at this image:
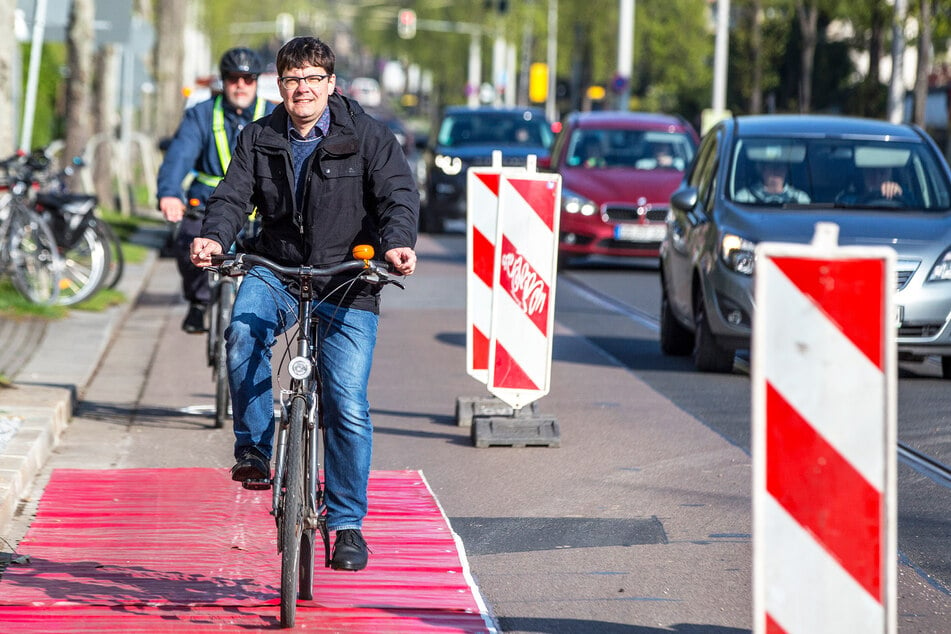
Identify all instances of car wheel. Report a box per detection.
[692,291,735,373]
[941,356,951,380]
[660,282,693,356]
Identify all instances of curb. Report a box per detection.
[0,233,162,533]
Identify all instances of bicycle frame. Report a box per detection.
[269,269,330,564]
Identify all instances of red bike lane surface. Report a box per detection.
[0,467,495,632]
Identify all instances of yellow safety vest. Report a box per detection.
[194,96,267,187]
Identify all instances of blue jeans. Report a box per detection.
[226,267,379,531]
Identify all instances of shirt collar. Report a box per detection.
[287,107,332,140]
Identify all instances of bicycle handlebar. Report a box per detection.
[210,252,403,288]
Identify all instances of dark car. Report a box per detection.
[420,106,554,233]
[546,111,699,266]
[659,114,951,374]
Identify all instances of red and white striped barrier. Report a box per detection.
[487,171,561,410]
[752,223,896,634]
[466,159,503,385]
[466,152,540,384]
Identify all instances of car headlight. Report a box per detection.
[562,187,598,216]
[721,233,756,275]
[928,249,951,281]
[434,153,463,176]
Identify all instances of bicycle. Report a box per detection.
[30,153,124,304]
[210,245,402,628]
[0,153,62,304]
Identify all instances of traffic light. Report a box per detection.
[397,9,416,39]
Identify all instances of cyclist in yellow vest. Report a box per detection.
[157,47,276,333]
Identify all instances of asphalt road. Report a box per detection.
[5,234,951,632]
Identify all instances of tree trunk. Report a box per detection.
[750,0,763,114]
[795,0,819,114]
[64,0,95,190]
[887,0,908,123]
[154,0,187,139]
[912,0,933,127]
[93,45,120,210]
[0,0,15,155]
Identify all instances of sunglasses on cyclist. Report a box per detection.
[225,74,258,85]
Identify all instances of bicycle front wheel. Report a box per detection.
[7,205,60,304]
[213,279,234,428]
[55,219,111,306]
[279,397,306,628]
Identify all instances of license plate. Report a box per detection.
[614,223,667,242]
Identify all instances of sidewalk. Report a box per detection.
[0,228,165,532]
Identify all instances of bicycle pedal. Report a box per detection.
[241,478,272,491]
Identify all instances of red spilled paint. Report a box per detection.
[771,256,885,370]
[766,384,883,600]
[0,469,494,632]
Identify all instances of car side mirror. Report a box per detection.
[670,187,699,213]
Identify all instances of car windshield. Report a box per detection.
[728,137,951,210]
[437,111,553,148]
[565,129,695,170]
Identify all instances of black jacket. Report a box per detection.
[202,93,419,311]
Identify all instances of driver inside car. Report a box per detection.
[836,165,904,205]
[734,160,811,204]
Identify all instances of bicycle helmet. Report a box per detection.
[219,47,263,76]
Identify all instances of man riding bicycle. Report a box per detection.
[190,36,418,572]
[158,47,276,333]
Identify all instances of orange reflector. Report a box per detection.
[352,244,375,260]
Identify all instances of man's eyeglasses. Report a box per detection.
[224,74,258,85]
[278,74,331,90]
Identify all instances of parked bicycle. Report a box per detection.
[29,153,125,304]
[0,153,62,304]
[210,245,402,628]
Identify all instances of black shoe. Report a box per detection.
[231,447,269,482]
[330,529,368,571]
[182,302,208,334]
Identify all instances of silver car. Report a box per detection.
[659,114,951,375]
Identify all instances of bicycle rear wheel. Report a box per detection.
[55,219,111,306]
[213,279,234,428]
[7,205,60,304]
[279,397,306,628]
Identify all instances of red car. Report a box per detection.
[545,111,699,265]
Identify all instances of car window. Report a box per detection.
[437,111,553,148]
[728,136,951,210]
[691,128,720,201]
[564,129,694,170]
